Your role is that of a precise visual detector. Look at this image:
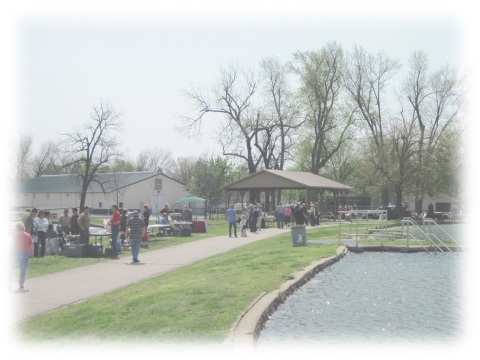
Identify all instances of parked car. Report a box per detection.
[372,205,398,220]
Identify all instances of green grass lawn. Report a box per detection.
[17,226,341,343]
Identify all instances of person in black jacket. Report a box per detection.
[70,208,79,235]
[251,205,259,233]
[294,204,306,225]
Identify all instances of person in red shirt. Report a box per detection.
[10,222,34,291]
[109,204,121,259]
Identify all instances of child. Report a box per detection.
[241,215,247,237]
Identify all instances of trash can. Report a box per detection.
[291,225,307,247]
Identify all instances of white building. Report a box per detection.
[407,193,463,213]
[13,172,191,215]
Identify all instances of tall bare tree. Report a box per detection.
[344,45,402,205]
[61,101,123,212]
[180,62,263,203]
[290,42,356,175]
[258,56,302,170]
[401,50,463,213]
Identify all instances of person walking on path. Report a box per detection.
[127,210,144,263]
[34,210,48,257]
[276,202,285,229]
[9,222,34,291]
[227,204,238,238]
[58,208,71,235]
[77,206,91,246]
[70,208,80,235]
[109,205,121,259]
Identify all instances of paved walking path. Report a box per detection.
[10,227,281,322]
[10,223,339,323]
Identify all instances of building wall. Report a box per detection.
[15,174,189,214]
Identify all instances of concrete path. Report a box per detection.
[10,227,287,323]
[10,223,339,323]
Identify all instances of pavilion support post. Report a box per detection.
[240,191,246,208]
[265,190,270,212]
[320,190,325,213]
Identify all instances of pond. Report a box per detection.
[257,251,464,346]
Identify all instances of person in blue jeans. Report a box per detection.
[227,204,238,238]
[10,222,34,291]
[109,205,121,259]
[127,210,145,263]
[276,202,285,229]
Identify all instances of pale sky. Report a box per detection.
[1,1,479,359]
[8,3,471,163]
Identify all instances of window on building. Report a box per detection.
[119,202,124,208]
[154,178,162,191]
[99,202,102,208]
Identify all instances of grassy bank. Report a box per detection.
[18,227,341,343]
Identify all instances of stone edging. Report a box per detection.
[225,245,348,347]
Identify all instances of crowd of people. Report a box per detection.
[226,201,322,238]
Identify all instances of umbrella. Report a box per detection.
[174,196,206,205]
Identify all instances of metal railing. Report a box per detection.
[401,217,464,254]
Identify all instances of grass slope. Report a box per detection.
[18,227,340,343]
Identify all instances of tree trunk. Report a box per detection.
[381,187,389,206]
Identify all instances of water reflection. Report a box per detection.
[258,252,463,345]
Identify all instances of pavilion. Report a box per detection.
[221,169,353,218]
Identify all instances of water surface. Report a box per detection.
[258,252,463,346]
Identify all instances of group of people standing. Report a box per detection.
[279,202,320,227]
[19,207,86,257]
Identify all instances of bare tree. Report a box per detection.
[180,62,260,175]
[290,42,356,175]
[344,44,402,205]
[29,140,61,178]
[134,146,174,174]
[165,155,196,184]
[401,50,463,213]
[14,134,33,182]
[61,101,123,212]
[180,62,264,203]
[259,56,302,170]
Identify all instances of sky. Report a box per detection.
[1,1,480,359]
[7,2,471,164]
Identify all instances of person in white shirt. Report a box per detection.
[34,210,49,257]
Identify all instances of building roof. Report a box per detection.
[221,169,352,192]
[14,172,181,193]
